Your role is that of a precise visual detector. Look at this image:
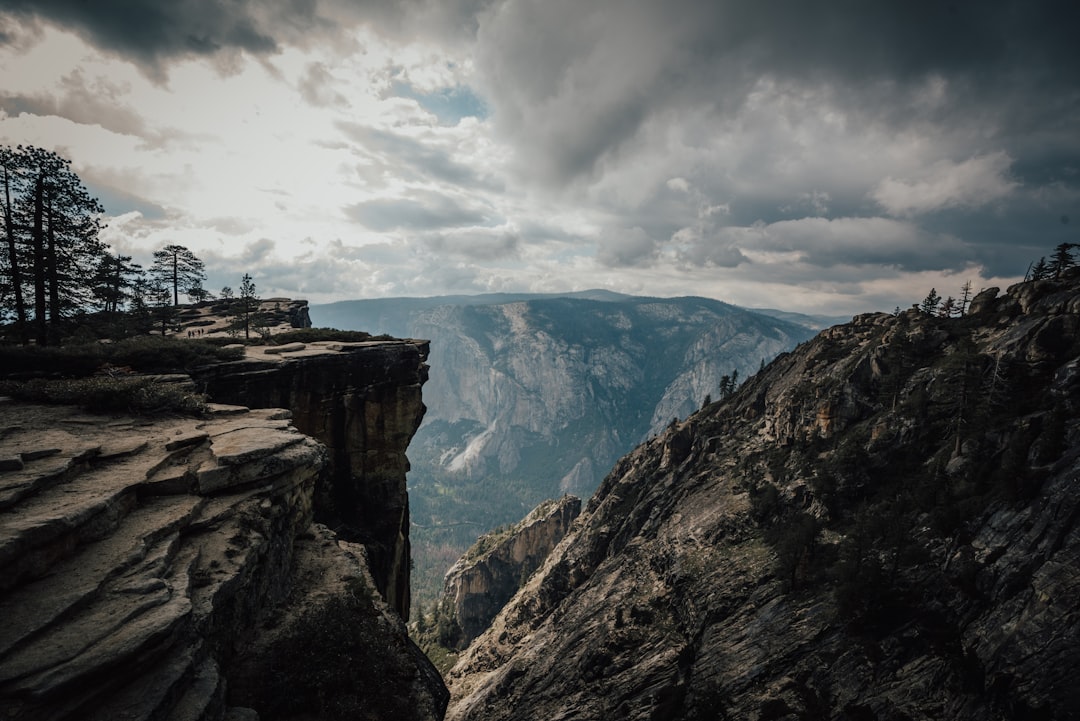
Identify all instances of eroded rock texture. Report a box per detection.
[441,495,581,647]
[0,403,325,720]
[447,275,1080,721]
[0,337,446,721]
[192,339,429,618]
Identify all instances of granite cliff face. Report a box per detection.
[438,496,581,648]
[315,294,814,499]
[313,294,816,609]
[0,337,445,721]
[192,339,429,618]
[447,275,1080,720]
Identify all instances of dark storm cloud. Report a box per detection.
[476,0,1080,185]
[0,0,292,76]
[0,0,498,76]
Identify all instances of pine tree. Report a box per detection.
[1049,243,1076,279]
[919,288,941,315]
[1030,257,1050,281]
[1,145,107,345]
[151,244,206,306]
[92,253,142,314]
[958,281,974,316]
[236,273,260,340]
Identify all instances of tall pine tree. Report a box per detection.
[151,244,206,306]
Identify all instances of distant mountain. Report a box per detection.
[750,306,850,330]
[311,292,816,607]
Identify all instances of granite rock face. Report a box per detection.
[0,403,325,720]
[440,496,581,647]
[0,334,446,721]
[447,274,1080,721]
[192,339,430,618]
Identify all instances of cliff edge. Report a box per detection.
[0,334,445,720]
[191,338,429,619]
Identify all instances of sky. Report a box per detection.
[1,0,1077,316]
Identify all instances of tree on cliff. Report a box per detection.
[919,288,941,315]
[1049,243,1076,278]
[0,144,107,345]
[232,273,260,340]
[150,244,206,306]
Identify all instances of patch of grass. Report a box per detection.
[0,377,209,416]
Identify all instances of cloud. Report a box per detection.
[735,216,971,272]
[420,226,521,260]
[336,121,499,190]
[596,226,660,268]
[298,61,348,108]
[0,0,291,78]
[344,190,491,231]
[872,151,1019,216]
[472,0,1080,188]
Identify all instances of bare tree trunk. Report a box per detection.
[2,163,28,344]
[31,174,47,346]
[46,192,61,342]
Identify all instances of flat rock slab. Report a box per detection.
[209,427,305,466]
[264,343,306,354]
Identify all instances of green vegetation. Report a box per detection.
[0,376,209,415]
[0,335,243,377]
[0,335,243,415]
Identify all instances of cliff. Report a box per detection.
[314,294,816,611]
[191,339,429,618]
[446,274,1080,720]
[0,336,446,721]
[437,496,581,648]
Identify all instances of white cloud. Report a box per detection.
[871,151,1019,217]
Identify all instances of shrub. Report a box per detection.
[0,336,242,378]
[0,377,209,416]
[261,580,418,721]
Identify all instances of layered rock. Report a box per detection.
[440,496,581,647]
[446,274,1080,720]
[0,331,446,721]
[0,401,325,720]
[192,339,429,618]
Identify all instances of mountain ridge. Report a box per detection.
[445,274,1080,720]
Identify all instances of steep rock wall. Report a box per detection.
[192,339,429,618]
[446,274,1080,721]
[0,402,327,720]
[440,495,581,646]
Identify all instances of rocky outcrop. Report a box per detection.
[176,298,312,337]
[0,330,446,721]
[440,496,581,647]
[446,274,1080,721]
[0,401,325,720]
[192,339,429,618]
